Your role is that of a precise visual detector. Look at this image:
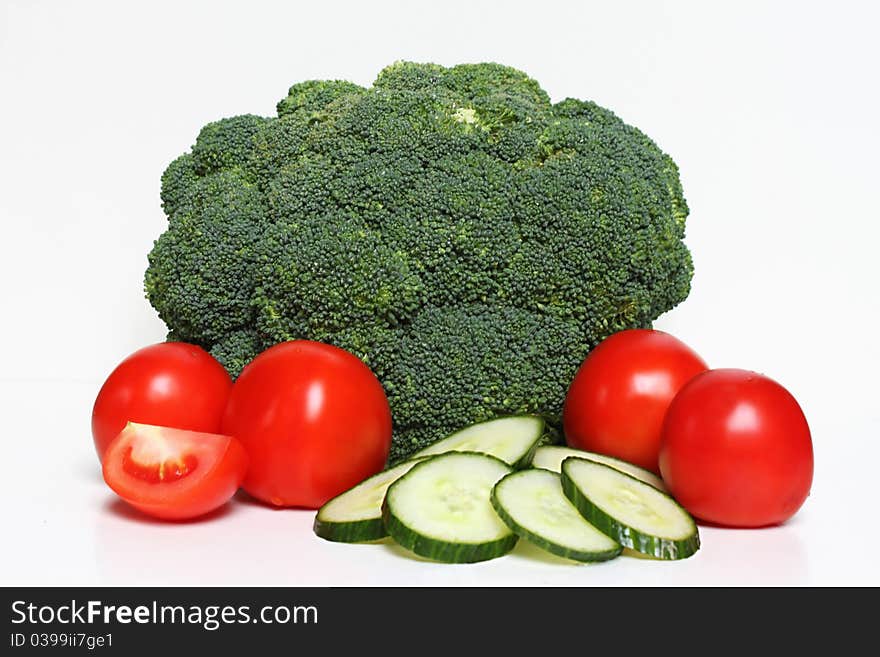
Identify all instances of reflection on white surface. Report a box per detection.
[695,524,809,586]
[92,493,405,586]
[89,492,812,587]
[0,373,870,585]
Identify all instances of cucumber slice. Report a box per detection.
[531,445,667,491]
[313,459,424,543]
[491,469,622,563]
[561,457,700,560]
[382,452,517,563]
[408,416,544,468]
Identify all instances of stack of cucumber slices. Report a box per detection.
[314,416,700,564]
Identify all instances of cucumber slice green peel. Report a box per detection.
[531,445,667,491]
[314,459,424,543]
[408,415,545,468]
[560,457,700,560]
[316,416,543,545]
[382,452,518,563]
[491,469,622,563]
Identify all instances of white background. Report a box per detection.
[2,0,878,586]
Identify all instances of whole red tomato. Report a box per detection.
[563,329,708,473]
[659,369,813,527]
[92,343,233,461]
[221,340,392,509]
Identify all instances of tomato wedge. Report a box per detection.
[102,423,248,520]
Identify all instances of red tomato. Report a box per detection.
[563,329,708,473]
[659,369,813,527]
[102,423,248,520]
[91,343,232,461]
[221,340,392,509]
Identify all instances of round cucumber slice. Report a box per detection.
[382,452,517,563]
[531,445,667,491]
[491,469,622,563]
[408,415,545,468]
[314,459,424,543]
[561,457,700,560]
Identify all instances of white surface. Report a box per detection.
[1,0,879,586]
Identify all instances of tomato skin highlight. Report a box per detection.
[102,423,248,521]
[91,343,232,461]
[659,369,814,527]
[222,340,393,509]
[563,329,708,473]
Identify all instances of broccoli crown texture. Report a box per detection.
[146,61,693,462]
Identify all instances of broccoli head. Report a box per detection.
[145,61,694,462]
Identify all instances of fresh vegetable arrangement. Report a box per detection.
[314,416,544,544]
[91,61,814,567]
[317,420,700,563]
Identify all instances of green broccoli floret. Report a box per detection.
[375,305,587,461]
[146,168,266,343]
[145,61,694,461]
[254,213,424,338]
